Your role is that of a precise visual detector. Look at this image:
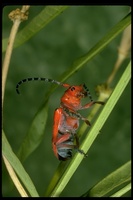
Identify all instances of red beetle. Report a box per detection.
[16,78,104,161]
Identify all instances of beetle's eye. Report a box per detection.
[70,86,75,91]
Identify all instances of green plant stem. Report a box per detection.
[2,20,21,107]
[2,6,29,108]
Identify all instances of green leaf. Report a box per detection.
[2,6,69,52]
[2,131,39,197]
[82,161,131,197]
[17,101,48,162]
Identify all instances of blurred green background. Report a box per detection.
[2,6,131,197]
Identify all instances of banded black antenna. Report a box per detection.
[83,83,93,102]
[16,77,70,94]
[83,83,105,105]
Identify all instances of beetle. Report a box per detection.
[16,77,104,161]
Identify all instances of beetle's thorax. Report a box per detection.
[60,85,86,111]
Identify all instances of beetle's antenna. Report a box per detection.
[83,83,105,106]
[16,77,70,94]
[83,83,93,102]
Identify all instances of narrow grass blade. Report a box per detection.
[3,155,28,197]
[2,131,39,197]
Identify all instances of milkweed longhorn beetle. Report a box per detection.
[16,77,104,161]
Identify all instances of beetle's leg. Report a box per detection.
[63,107,91,126]
[80,101,105,110]
[74,134,88,157]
